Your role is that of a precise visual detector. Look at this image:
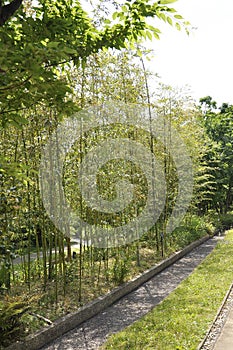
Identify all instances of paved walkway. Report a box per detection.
[40,235,223,350]
[13,244,79,265]
[213,303,233,350]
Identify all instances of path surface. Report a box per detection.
[13,245,79,265]
[200,281,233,350]
[40,235,223,350]
[213,305,233,350]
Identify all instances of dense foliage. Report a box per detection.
[0,0,232,347]
[0,0,188,126]
[199,96,233,214]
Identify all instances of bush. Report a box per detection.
[171,215,215,249]
[219,213,233,231]
[208,211,233,233]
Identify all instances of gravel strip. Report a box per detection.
[199,284,233,350]
[40,235,223,350]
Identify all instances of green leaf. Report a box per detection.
[146,31,153,40]
[104,19,111,25]
[130,41,135,50]
[64,47,77,54]
[167,16,173,26]
[159,0,177,4]
[47,41,60,48]
[175,22,181,31]
[118,12,126,21]
[158,12,166,22]
[168,7,177,13]
[112,12,118,20]
[153,27,162,33]
[81,58,87,70]
[147,25,161,33]
[174,14,183,19]
[141,31,147,40]
[153,31,160,40]
[136,48,142,57]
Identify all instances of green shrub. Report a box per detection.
[208,212,233,233]
[219,212,233,231]
[171,215,215,249]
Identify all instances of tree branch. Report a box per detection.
[0,74,32,91]
[0,0,22,26]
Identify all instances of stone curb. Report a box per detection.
[6,235,210,350]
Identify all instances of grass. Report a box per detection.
[102,229,233,350]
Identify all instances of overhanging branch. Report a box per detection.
[0,0,22,26]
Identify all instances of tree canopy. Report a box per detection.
[0,0,188,126]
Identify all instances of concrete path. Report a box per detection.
[40,235,222,350]
[213,305,233,350]
[13,245,79,265]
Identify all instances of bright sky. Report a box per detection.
[146,0,233,106]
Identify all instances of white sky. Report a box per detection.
[146,0,233,106]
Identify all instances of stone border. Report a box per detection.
[6,235,210,350]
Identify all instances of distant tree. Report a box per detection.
[199,96,217,112]
[200,98,233,213]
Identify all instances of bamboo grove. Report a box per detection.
[0,0,233,346]
[0,50,223,303]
